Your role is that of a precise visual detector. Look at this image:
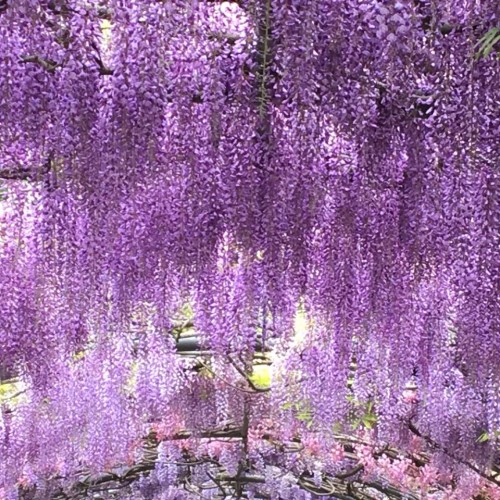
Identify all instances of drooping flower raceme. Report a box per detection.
[0,0,498,498]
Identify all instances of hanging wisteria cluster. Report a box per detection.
[0,0,499,498]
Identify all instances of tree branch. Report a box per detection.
[20,55,59,73]
[90,41,114,76]
[228,355,271,393]
[408,420,500,487]
[0,155,52,181]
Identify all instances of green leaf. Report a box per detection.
[362,413,378,430]
[477,432,490,443]
[297,410,312,422]
[474,27,500,60]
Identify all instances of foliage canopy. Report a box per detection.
[0,0,498,498]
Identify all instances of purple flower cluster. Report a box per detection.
[0,0,498,497]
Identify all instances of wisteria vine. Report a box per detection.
[0,0,498,498]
